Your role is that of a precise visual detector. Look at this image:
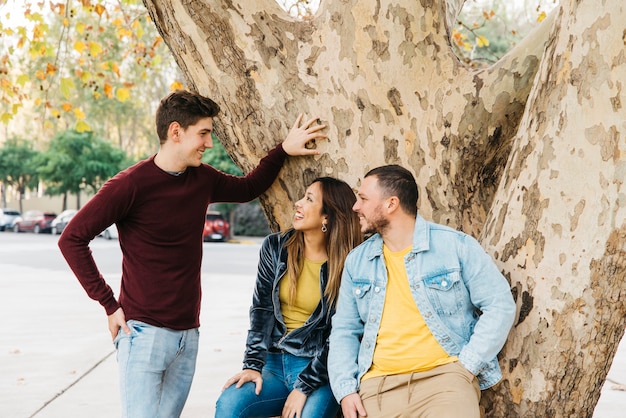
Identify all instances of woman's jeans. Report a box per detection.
[114,320,199,418]
[215,352,339,418]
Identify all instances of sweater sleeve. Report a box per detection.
[58,173,134,315]
[208,143,287,203]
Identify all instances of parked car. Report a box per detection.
[0,208,21,231]
[203,211,230,242]
[13,210,57,234]
[51,209,78,235]
[99,224,118,240]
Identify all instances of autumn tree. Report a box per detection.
[141,0,626,416]
[0,0,182,156]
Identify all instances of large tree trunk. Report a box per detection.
[142,0,626,415]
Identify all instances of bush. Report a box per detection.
[233,202,271,237]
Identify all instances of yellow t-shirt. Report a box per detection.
[362,245,457,381]
[279,258,324,332]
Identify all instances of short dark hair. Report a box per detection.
[155,90,220,144]
[365,165,418,216]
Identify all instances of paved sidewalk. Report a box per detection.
[1,240,625,417]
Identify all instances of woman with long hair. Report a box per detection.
[216,177,362,418]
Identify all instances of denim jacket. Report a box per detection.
[328,215,516,401]
[242,230,334,395]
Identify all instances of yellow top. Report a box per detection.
[362,245,456,381]
[279,258,324,332]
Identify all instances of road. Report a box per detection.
[0,230,262,276]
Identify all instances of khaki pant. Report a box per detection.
[358,362,481,418]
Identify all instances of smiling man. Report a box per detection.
[58,90,326,418]
[328,165,516,418]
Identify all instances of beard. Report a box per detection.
[361,206,389,236]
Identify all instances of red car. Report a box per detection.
[203,211,230,242]
[13,210,57,234]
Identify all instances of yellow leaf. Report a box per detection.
[112,62,120,77]
[95,4,106,17]
[16,74,29,86]
[76,22,85,34]
[74,108,86,120]
[12,103,22,114]
[80,71,91,83]
[36,69,45,80]
[170,81,184,91]
[93,91,101,99]
[51,109,61,118]
[116,87,130,102]
[46,63,56,76]
[75,120,91,132]
[463,42,472,52]
[112,18,123,27]
[60,77,75,99]
[89,41,103,57]
[537,11,547,23]
[104,83,113,98]
[477,35,490,48]
[62,103,73,112]
[132,20,144,38]
[74,40,86,54]
[117,27,132,39]
[1,112,12,123]
[63,17,69,27]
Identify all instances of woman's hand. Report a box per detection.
[281,389,307,418]
[222,369,264,395]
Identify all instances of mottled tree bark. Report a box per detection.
[142,0,626,415]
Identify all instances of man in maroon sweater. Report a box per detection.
[58,90,325,418]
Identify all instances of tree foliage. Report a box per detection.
[0,137,41,211]
[36,129,128,208]
[0,0,182,156]
[452,0,556,67]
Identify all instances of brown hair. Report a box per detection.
[365,164,418,216]
[284,177,362,307]
[155,90,220,144]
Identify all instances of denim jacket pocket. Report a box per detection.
[422,270,466,316]
[353,283,371,298]
[352,282,373,317]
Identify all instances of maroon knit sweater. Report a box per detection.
[58,144,287,330]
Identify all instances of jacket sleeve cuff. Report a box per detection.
[242,360,263,373]
[458,349,488,376]
[293,379,315,396]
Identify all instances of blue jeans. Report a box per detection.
[215,352,339,418]
[114,320,199,418]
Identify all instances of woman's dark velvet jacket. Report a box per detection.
[242,230,334,395]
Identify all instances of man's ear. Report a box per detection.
[386,196,400,213]
[168,122,181,142]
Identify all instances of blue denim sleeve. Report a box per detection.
[457,234,516,376]
[328,260,363,402]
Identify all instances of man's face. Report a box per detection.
[353,176,389,235]
[176,117,214,168]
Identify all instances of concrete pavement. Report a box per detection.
[1,238,625,417]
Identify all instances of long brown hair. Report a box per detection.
[284,177,363,307]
